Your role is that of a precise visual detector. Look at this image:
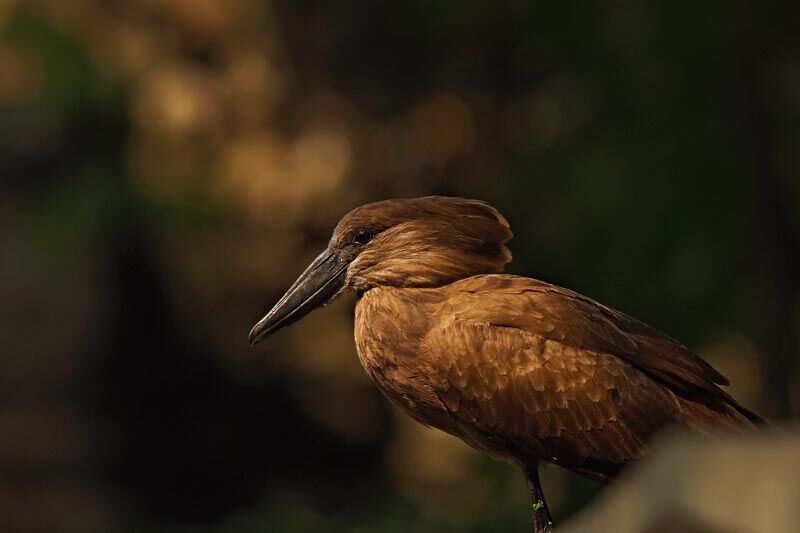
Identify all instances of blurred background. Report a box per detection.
[2,0,799,531]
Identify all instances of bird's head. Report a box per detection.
[249,196,512,345]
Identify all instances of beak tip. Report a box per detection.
[248,325,264,347]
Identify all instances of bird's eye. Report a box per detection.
[353,229,372,245]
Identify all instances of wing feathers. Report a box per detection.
[422,274,763,480]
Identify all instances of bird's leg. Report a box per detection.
[524,464,553,533]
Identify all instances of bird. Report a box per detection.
[249,196,765,532]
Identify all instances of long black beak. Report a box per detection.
[249,250,349,346]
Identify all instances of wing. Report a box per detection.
[422,275,762,481]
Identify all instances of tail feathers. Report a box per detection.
[676,390,769,434]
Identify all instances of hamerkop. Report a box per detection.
[249,196,764,532]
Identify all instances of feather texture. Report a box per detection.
[355,274,762,482]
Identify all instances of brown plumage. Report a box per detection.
[249,196,765,532]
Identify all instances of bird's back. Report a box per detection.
[355,274,763,483]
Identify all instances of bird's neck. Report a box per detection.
[353,255,509,292]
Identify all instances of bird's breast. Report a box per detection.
[354,287,452,427]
